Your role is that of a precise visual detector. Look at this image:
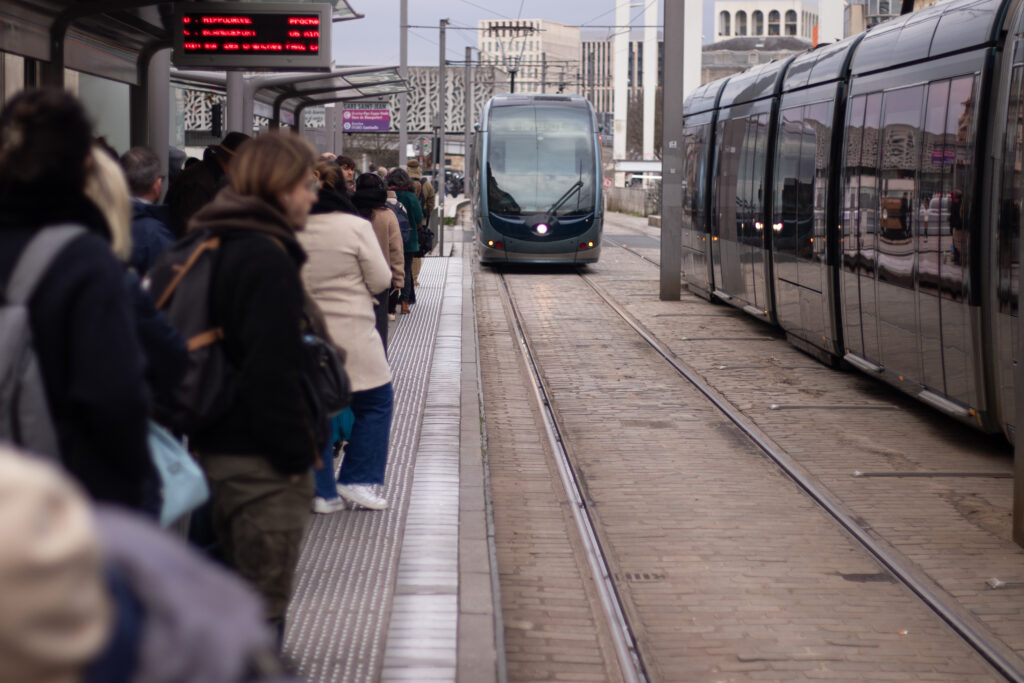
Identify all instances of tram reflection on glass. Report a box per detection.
[471,94,603,264]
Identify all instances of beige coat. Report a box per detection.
[299,212,393,392]
[367,206,405,289]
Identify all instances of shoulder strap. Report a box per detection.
[6,224,87,305]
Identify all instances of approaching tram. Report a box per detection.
[471,94,603,264]
[680,0,1024,440]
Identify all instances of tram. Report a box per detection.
[681,0,1024,441]
[471,94,603,264]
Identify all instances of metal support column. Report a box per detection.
[541,52,547,94]
[464,46,473,202]
[147,48,170,200]
[612,0,629,187]
[226,71,244,135]
[659,0,683,301]
[398,0,409,166]
[438,18,448,256]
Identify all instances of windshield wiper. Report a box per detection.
[545,180,584,220]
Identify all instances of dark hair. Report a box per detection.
[0,88,93,194]
[336,155,356,170]
[355,172,386,191]
[386,167,411,189]
[120,146,162,196]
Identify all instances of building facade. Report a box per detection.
[714,1,818,41]
[580,37,664,115]
[844,0,900,35]
[477,19,580,95]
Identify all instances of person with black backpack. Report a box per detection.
[172,132,320,633]
[386,168,422,315]
[0,88,154,511]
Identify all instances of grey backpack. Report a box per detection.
[0,225,85,458]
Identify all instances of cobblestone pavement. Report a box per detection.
[475,213,1015,681]
[598,213,1024,663]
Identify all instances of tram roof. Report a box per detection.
[782,34,864,92]
[488,94,591,107]
[850,0,1009,77]
[719,56,795,108]
[683,78,730,117]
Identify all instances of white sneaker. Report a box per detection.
[312,496,347,514]
[388,313,396,321]
[336,484,387,510]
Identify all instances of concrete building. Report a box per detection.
[477,19,580,95]
[844,0,900,35]
[714,1,818,41]
[580,37,664,115]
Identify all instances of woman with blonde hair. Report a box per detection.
[187,131,320,631]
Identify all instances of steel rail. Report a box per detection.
[578,270,1024,683]
[496,272,649,683]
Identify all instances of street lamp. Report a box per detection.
[487,23,537,94]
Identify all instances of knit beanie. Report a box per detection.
[0,446,112,683]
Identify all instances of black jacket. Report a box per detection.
[0,191,154,508]
[129,199,175,275]
[186,188,318,474]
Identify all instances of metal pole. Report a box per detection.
[226,71,244,134]
[510,69,516,94]
[612,0,629,187]
[464,46,473,202]
[399,0,408,166]
[438,18,448,256]
[659,0,683,301]
[147,48,170,202]
[541,52,547,94]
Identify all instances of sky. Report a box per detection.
[331,0,720,67]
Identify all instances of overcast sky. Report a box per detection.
[332,0,721,67]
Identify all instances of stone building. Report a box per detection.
[477,19,580,95]
[714,1,818,41]
[701,36,812,84]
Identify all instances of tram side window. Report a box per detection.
[842,95,867,270]
[716,117,745,243]
[748,113,770,245]
[681,124,708,235]
[807,102,833,264]
[878,86,924,286]
[999,67,1023,315]
[775,106,803,256]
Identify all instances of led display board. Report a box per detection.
[172,2,332,70]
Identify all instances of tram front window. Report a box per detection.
[486,105,595,216]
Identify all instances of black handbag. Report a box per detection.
[301,332,350,418]
[417,225,436,256]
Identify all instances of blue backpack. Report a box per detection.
[388,202,413,246]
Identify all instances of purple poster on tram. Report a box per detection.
[342,109,390,132]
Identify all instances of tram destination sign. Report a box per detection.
[172,2,332,71]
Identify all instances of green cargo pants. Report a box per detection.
[198,454,313,621]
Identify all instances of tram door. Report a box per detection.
[712,111,771,311]
[841,93,884,363]
[773,102,833,348]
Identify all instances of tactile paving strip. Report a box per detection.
[284,256,451,683]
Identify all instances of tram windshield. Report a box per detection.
[486,104,596,216]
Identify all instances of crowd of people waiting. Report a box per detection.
[0,88,439,681]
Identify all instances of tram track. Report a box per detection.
[489,226,1024,679]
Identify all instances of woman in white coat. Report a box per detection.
[299,164,394,511]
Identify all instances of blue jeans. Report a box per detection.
[314,409,353,499]
[314,383,394,495]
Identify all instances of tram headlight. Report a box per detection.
[536,223,549,235]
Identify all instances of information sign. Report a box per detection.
[173,2,331,71]
[342,106,391,132]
